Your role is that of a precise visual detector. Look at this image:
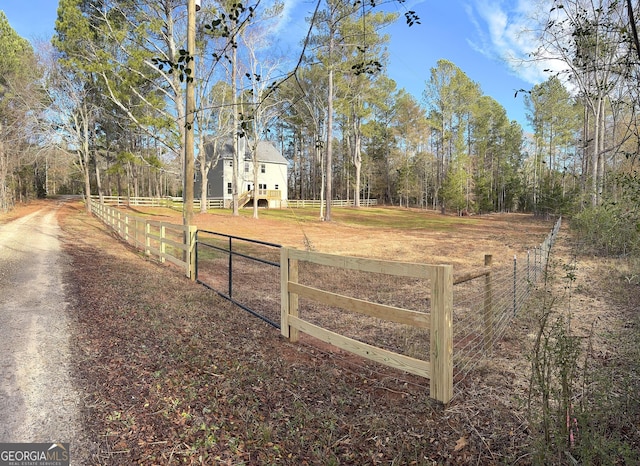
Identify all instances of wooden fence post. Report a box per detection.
[289,257,299,343]
[145,221,151,257]
[483,254,493,353]
[187,225,197,280]
[280,248,290,339]
[430,264,453,404]
[280,248,299,342]
[160,224,166,264]
[280,248,293,339]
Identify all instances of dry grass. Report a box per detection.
[0,199,50,221]
[187,206,551,270]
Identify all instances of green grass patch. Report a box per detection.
[201,205,479,231]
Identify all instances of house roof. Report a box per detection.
[213,138,287,165]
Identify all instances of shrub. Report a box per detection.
[571,174,640,256]
[528,254,640,464]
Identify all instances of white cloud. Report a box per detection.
[268,0,307,39]
[274,0,301,30]
[465,0,565,85]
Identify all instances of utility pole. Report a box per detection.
[183,0,199,226]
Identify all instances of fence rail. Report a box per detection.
[92,195,170,207]
[286,199,378,208]
[195,230,282,328]
[90,200,196,278]
[91,196,377,209]
[281,248,454,404]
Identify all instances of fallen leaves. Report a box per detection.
[454,436,468,452]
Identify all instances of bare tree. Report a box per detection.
[46,59,100,213]
[533,0,636,206]
[241,11,286,219]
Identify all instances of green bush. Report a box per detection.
[571,173,640,256]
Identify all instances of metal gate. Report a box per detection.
[195,230,282,328]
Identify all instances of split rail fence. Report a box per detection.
[90,200,196,278]
[91,196,377,210]
[285,199,378,207]
[281,249,454,403]
[90,195,225,210]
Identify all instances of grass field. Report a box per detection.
[147,205,555,272]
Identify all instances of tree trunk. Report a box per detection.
[200,161,209,213]
[82,155,91,214]
[199,136,211,214]
[325,29,335,221]
[589,97,603,207]
[231,23,240,216]
[353,113,362,208]
[82,114,92,214]
[95,154,104,204]
[252,138,259,219]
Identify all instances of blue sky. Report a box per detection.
[1,0,549,130]
[384,0,540,129]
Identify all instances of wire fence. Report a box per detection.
[190,216,562,399]
[452,216,563,389]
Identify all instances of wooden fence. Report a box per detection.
[92,196,377,209]
[90,200,196,278]
[286,199,378,208]
[280,248,454,404]
[168,197,226,210]
[91,196,225,210]
[87,198,560,404]
[93,195,171,207]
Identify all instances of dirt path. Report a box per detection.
[0,200,89,464]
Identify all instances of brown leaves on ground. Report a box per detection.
[454,437,468,452]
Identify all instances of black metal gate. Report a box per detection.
[195,230,282,328]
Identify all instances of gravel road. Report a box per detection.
[0,201,89,464]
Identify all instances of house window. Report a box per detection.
[227,182,232,194]
[275,184,279,190]
[245,162,249,173]
[260,164,266,174]
[228,160,233,167]
[207,184,213,196]
[259,183,266,190]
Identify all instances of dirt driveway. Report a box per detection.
[0,199,89,464]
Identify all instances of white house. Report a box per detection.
[195,138,288,208]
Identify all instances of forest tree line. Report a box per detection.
[0,0,638,229]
